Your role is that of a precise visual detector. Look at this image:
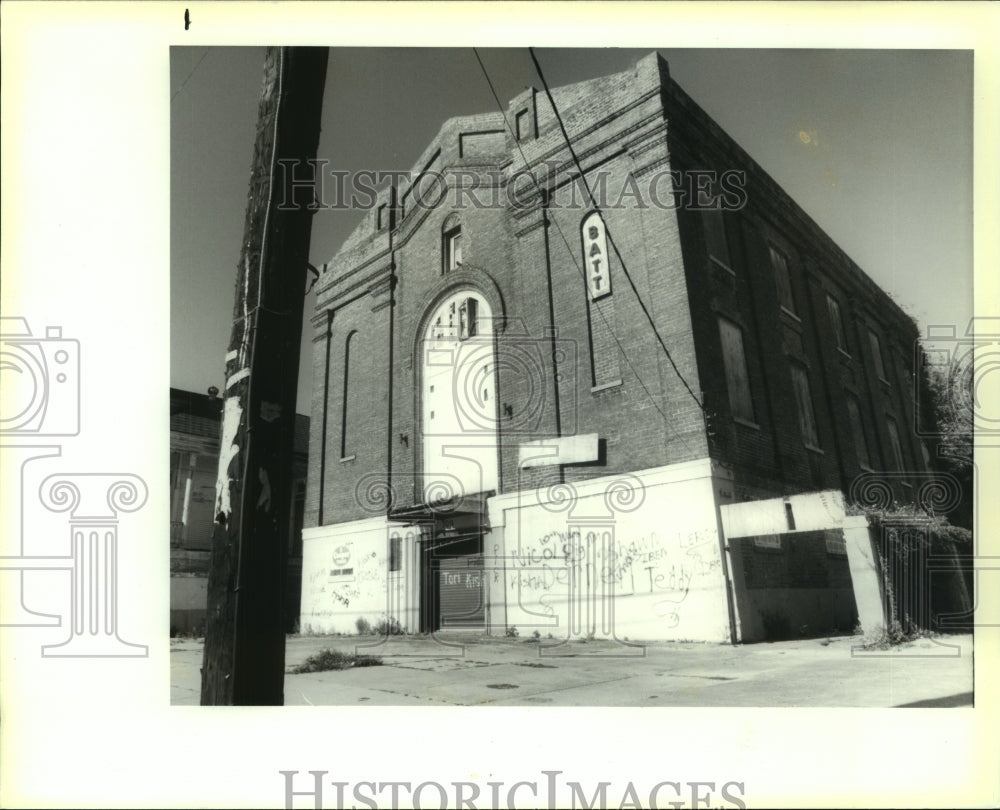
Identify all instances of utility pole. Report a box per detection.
[201,46,328,705]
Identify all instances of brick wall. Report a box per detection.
[664,64,927,505]
[304,51,928,532]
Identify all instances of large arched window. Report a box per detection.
[421,289,498,500]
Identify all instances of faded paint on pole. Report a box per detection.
[201,46,328,705]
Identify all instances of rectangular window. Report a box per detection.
[754,535,782,550]
[845,394,872,469]
[703,211,731,270]
[789,363,820,448]
[459,297,478,341]
[718,317,755,423]
[515,109,530,141]
[827,295,847,352]
[824,530,848,556]
[886,416,906,470]
[444,228,462,272]
[389,535,401,572]
[869,329,887,381]
[769,246,795,314]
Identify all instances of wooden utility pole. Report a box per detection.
[201,47,328,705]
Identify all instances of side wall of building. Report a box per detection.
[665,75,929,506]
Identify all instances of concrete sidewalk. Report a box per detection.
[171,632,974,707]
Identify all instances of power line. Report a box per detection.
[171,47,212,102]
[472,48,696,446]
[471,48,685,443]
[527,47,707,415]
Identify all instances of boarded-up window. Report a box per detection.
[769,246,795,313]
[869,329,887,380]
[845,394,872,469]
[718,317,754,422]
[886,416,906,470]
[703,211,731,269]
[824,530,848,556]
[827,294,847,352]
[790,363,820,448]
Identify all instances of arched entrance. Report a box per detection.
[413,288,497,631]
[420,289,498,500]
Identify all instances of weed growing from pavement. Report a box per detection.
[291,649,383,674]
[374,616,403,636]
[859,621,939,651]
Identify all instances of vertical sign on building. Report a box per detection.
[582,212,611,300]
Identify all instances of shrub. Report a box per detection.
[374,616,403,636]
[291,649,383,674]
[355,617,372,635]
[505,625,519,638]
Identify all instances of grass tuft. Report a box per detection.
[291,649,383,674]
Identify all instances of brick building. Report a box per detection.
[300,53,937,643]
[170,387,309,635]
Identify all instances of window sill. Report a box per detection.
[709,256,736,277]
[340,455,356,464]
[733,416,760,430]
[804,443,825,455]
[591,379,623,394]
[858,463,875,474]
[779,306,801,323]
[836,347,852,362]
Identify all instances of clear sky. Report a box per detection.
[170,47,973,414]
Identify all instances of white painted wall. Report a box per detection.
[719,489,846,538]
[299,517,419,635]
[487,459,732,642]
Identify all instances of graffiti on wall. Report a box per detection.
[507,524,723,628]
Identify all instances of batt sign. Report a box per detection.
[582,211,612,300]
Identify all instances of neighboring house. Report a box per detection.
[169,386,308,635]
[299,53,959,643]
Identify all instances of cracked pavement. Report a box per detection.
[171,632,973,707]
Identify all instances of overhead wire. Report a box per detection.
[471,48,702,452]
[527,47,707,415]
